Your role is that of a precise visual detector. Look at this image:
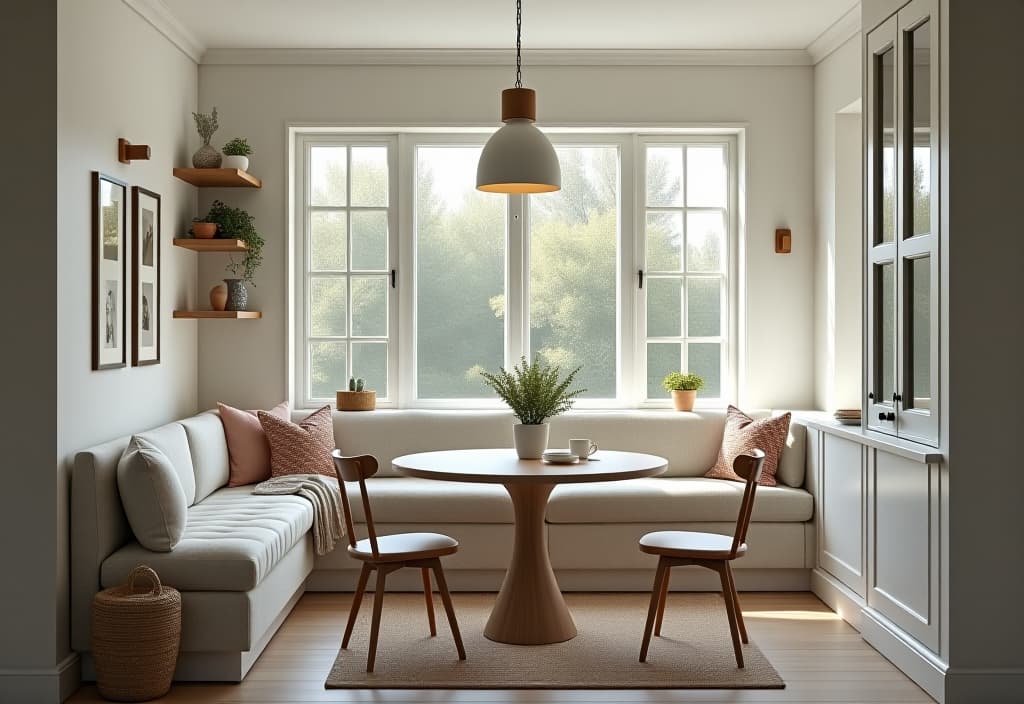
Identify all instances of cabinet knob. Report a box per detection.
[868,392,874,400]
[893,393,902,403]
[878,412,896,422]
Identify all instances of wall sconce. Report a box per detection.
[775,228,792,254]
[118,138,151,164]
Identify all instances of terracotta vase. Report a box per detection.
[671,389,697,411]
[192,222,217,239]
[209,284,228,312]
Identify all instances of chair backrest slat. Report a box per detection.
[331,450,381,558]
[729,449,766,559]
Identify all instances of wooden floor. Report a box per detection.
[69,591,934,703]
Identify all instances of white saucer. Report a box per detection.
[542,455,579,464]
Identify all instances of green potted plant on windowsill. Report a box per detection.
[200,200,264,311]
[221,137,253,172]
[662,372,705,411]
[336,377,376,411]
[480,356,585,459]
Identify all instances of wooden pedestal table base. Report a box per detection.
[392,448,668,646]
[485,483,576,644]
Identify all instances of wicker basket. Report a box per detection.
[336,390,376,411]
[91,565,181,702]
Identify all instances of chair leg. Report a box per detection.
[366,568,387,673]
[640,558,669,662]
[716,562,744,668]
[654,566,671,636]
[422,567,437,637]
[431,560,466,660]
[342,563,371,649]
[725,562,747,644]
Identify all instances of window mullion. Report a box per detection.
[507,194,526,366]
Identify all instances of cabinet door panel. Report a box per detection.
[819,434,866,596]
[868,449,940,650]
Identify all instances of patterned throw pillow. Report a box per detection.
[705,406,792,487]
[258,405,336,478]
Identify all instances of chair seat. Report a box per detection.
[349,532,458,562]
[639,530,747,560]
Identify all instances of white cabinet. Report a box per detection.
[818,433,867,597]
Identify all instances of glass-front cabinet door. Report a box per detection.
[865,0,939,447]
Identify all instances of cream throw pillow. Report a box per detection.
[116,436,187,551]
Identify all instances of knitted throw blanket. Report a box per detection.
[253,474,344,555]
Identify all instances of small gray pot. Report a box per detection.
[224,278,247,311]
[513,423,549,459]
[192,143,222,168]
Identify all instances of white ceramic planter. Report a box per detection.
[513,423,549,459]
[222,155,249,171]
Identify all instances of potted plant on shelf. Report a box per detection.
[662,372,705,411]
[189,218,217,239]
[480,356,585,459]
[221,137,253,172]
[336,377,376,411]
[200,200,264,311]
[191,107,221,168]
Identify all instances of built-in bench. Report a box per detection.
[71,408,812,681]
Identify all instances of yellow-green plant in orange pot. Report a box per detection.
[662,372,704,411]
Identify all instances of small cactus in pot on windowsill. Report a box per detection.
[336,376,376,411]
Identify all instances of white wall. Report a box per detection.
[197,61,815,411]
[52,0,197,698]
[812,36,862,411]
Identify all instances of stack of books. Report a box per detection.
[833,409,861,426]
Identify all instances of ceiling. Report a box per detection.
[158,0,859,52]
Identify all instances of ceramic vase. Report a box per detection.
[513,423,549,459]
[222,155,249,171]
[192,143,222,168]
[224,278,247,311]
[671,389,697,411]
[192,222,217,239]
[209,284,228,312]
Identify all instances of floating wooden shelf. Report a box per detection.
[173,238,248,252]
[173,310,262,319]
[172,168,262,188]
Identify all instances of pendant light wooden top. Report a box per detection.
[501,88,537,122]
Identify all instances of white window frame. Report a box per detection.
[291,128,739,410]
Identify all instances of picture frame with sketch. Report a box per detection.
[92,172,127,370]
[132,186,161,366]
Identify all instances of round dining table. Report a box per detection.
[392,448,667,645]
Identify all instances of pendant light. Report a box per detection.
[476,0,561,194]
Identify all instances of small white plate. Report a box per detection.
[543,456,579,464]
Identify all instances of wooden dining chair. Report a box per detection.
[638,449,766,668]
[332,450,466,672]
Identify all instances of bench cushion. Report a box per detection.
[102,487,313,591]
[547,477,813,524]
[350,478,514,524]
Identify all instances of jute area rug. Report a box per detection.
[326,592,784,689]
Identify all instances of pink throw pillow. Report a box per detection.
[705,405,792,487]
[258,405,336,478]
[218,401,290,487]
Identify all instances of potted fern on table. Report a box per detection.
[480,356,585,459]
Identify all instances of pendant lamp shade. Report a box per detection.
[476,2,560,194]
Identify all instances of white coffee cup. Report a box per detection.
[570,438,598,459]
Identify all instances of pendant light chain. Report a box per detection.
[515,0,522,88]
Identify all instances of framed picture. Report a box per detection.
[92,172,127,370]
[132,187,161,365]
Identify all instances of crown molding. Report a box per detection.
[806,3,861,65]
[121,0,204,63]
[200,48,813,67]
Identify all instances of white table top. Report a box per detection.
[392,448,667,485]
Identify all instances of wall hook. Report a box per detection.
[118,138,151,164]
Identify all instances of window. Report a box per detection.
[294,132,735,409]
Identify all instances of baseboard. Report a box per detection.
[0,652,79,704]
[944,667,1024,703]
[860,606,947,703]
[810,567,866,631]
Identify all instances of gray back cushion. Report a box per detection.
[180,411,230,503]
[116,437,187,552]
[135,422,197,505]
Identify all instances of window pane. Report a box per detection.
[647,277,682,338]
[351,276,387,337]
[310,211,347,271]
[688,342,721,398]
[646,147,683,207]
[909,22,931,238]
[310,341,346,400]
[908,257,931,410]
[310,146,346,207]
[416,146,505,398]
[352,342,388,399]
[877,262,895,402]
[687,278,721,337]
[530,146,618,398]
[310,278,346,336]
[686,211,725,272]
[647,343,681,400]
[646,212,682,272]
[686,146,726,207]
[351,146,388,207]
[351,211,387,271]
[878,48,895,243]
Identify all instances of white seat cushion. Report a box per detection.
[547,477,813,524]
[639,530,747,559]
[102,487,313,591]
[350,532,458,560]
[348,478,514,524]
